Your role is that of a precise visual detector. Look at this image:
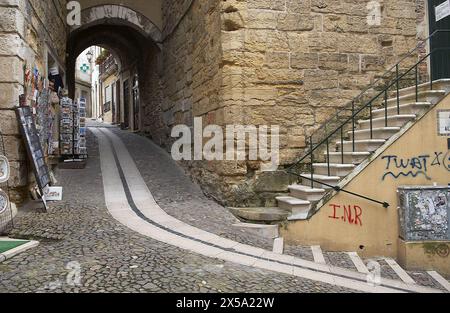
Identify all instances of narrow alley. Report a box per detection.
[1,0,450,300]
[1,124,357,293]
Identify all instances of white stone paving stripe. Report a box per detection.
[273,238,284,254]
[427,271,450,292]
[91,127,442,294]
[311,246,326,264]
[384,258,416,285]
[347,252,369,274]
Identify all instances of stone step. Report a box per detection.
[337,139,386,153]
[371,102,431,119]
[288,184,326,202]
[349,127,400,140]
[232,222,279,239]
[276,196,311,220]
[327,151,371,165]
[386,89,446,107]
[299,173,341,189]
[313,163,355,177]
[396,79,450,97]
[358,114,416,129]
[229,207,290,223]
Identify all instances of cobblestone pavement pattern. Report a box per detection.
[0,128,358,293]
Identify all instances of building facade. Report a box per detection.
[0,0,67,202]
[75,48,92,117]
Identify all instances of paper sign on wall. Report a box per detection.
[438,110,450,136]
[436,0,450,22]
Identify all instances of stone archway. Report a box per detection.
[66,5,164,131]
[71,4,162,43]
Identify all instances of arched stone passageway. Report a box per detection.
[71,4,163,43]
[66,5,164,132]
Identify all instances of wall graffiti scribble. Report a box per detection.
[382,152,450,181]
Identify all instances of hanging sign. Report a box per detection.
[436,0,450,22]
[80,64,90,73]
[16,106,51,191]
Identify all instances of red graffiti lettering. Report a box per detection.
[343,205,354,224]
[328,204,363,226]
[328,204,340,219]
[354,205,363,226]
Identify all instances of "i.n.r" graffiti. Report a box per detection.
[382,151,450,181]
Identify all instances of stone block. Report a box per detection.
[264,51,289,69]
[291,53,318,69]
[0,83,23,109]
[0,56,23,83]
[7,160,27,188]
[247,10,278,29]
[277,13,315,31]
[0,6,25,36]
[247,0,285,11]
[3,135,26,161]
[254,171,292,192]
[0,109,20,135]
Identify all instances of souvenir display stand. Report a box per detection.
[59,98,88,169]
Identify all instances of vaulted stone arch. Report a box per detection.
[70,4,163,43]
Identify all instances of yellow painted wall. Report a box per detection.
[398,239,450,275]
[102,73,119,123]
[282,93,450,262]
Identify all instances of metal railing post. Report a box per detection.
[415,64,419,102]
[340,126,344,164]
[352,101,355,152]
[369,100,373,139]
[326,138,330,176]
[384,89,388,127]
[396,64,400,115]
[310,136,314,189]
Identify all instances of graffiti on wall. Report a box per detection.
[328,204,363,226]
[382,151,450,181]
[398,188,450,241]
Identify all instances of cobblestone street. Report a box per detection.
[0,128,358,293]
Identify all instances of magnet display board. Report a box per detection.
[16,106,51,190]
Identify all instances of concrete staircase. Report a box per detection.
[229,79,450,224]
[278,79,450,221]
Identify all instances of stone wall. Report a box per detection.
[146,0,430,207]
[0,0,67,202]
[215,0,428,206]
[143,0,230,203]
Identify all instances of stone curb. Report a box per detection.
[0,240,39,263]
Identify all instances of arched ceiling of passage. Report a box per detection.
[70,2,163,43]
[76,0,162,30]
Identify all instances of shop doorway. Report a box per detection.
[428,0,450,80]
[115,80,121,125]
[123,79,130,129]
[132,75,140,131]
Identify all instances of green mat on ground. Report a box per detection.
[0,241,28,254]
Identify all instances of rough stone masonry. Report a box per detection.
[144,0,428,207]
[0,0,429,208]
